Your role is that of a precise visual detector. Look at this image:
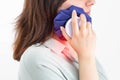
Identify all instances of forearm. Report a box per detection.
[79,57,99,80]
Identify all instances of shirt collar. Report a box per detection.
[43,38,65,55]
[43,38,78,62]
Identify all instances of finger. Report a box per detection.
[91,29,96,37]
[60,26,71,41]
[72,10,79,36]
[80,14,87,33]
[86,22,92,34]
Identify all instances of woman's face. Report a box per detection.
[59,0,96,15]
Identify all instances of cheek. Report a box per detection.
[71,0,85,9]
[58,1,72,11]
[73,1,89,12]
[59,0,87,11]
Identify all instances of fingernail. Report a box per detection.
[60,26,63,31]
[73,10,76,13]
[72,10,78,19]
[80,14,85,18]
[73,10,77,15]
[80,14,86,20]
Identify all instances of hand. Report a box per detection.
[60,10,96,60]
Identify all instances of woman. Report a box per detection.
[13,0,108,80]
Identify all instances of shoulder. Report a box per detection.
[19,44,69,80]
[20,43,60,74]
[20,43,68,69]
[20,43,54,65]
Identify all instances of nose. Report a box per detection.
[86,0,96,6]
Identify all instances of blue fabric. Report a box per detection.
[54,5,92,39]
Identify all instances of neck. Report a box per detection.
[53,34,78,62]
[53,34,67,45]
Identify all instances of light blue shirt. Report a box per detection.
[19,38,108,80]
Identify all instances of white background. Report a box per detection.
[0,0,120,80]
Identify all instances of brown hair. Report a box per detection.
[13,0,66,61]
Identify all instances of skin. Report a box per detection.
[59,0,96,15]
[56,0,99,80]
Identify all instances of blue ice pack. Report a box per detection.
[54,5,92,39]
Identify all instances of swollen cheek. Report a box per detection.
[72,1,84,8]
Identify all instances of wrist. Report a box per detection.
[76,49,96,61]
[78,54,96,62]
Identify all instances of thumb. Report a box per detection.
[60,26,71,41]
